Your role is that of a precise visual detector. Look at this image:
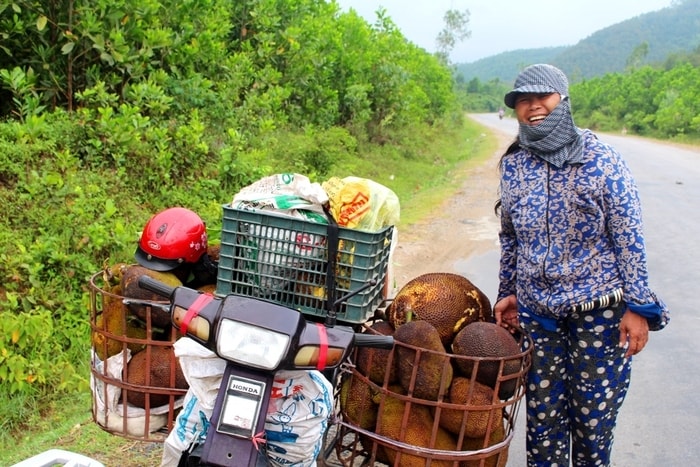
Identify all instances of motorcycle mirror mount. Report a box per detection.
[324,278,377,327]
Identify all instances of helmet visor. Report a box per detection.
[134,246,183,272]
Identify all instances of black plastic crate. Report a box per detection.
[216,206,393,324]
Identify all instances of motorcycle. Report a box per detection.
[133,275,394,467]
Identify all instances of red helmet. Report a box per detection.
[134,207,208,271]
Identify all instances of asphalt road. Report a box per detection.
[462,114,700,467]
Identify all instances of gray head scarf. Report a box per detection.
[504,64,584,168]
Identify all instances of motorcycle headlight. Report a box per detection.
[216,319,290,370]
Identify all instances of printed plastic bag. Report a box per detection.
[231,173,330,296]
[161,390,211,467]
[232,173,329,223]
[323,176,400,298]
[322,176,400,231]
[265,370,334,467]
[174,337,227,411]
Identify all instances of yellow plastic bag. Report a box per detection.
[322,176,400,231]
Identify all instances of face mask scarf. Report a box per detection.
[518,98,584,168]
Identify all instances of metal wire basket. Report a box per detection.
[88,271,186,442]
[327,321,533,466]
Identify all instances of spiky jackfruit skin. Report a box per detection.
[460,418,508,467]
[124,346,188,408]
[394,320,453,401]
[451,321,523,400]
[92,287,127,360]
[387,273,492,347]
[207,243,221,262]
[355,320,397,385]
[339,375,379,430]
[376,391,458,467]
[435,376,503,438]
[121,265,182,328]
[101,262,129,288]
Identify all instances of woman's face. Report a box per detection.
[514,93,562,125]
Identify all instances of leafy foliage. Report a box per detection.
[554,0,700,79]
[0,0,466,440]
[457,75,510,113]
[571,63,700,138]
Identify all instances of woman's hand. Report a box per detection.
[495,294,519,331]
[619,309,649,358]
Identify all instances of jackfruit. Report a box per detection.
[355,320,397,385]
[92,287,127,360]
[207,243,221,262]
[461,418,508,467]
[451,321,523,400]
[339,375,379,430]
[101,262,129,290]
[435,376,502,438]
[376,391,458,467]
[124,346,188,408]
[197,283,217,294]
[92,285,147,359]
[121,265,181,328]
[360,384,408,465]
[359,432,391,465]
[394,320,453,401]
[388,272,492,347]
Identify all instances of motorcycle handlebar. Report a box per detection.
[138,275,176,299]
[354,333,394,349]
[137,277,396,351]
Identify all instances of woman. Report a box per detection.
[493,64,669,466]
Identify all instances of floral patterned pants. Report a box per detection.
[520,303,632,466]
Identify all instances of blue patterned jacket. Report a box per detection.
[497,130,668,330]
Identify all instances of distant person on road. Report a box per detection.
[498,107,505,119]
[493,64,669,466]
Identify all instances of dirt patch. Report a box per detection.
[390,124,512,290]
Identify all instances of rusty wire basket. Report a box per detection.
[88,271,188,441]
[326,320,533,467]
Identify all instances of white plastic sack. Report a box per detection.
[91,349,181,436]
[264,370,334,467]
[163,339,225,466]
[174,337,226,411]
[161,390,212,467]
[242,223,327,297]
[162,339,335,467]
[232,173,329,220]
[91,349,130,415]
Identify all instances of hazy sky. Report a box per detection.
[335,0,673,63]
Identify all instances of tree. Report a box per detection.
[626,42,649,71]
[435,9,470,63]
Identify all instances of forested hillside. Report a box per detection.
[556,0,700,79]
[456,47,566,86]
[457,0,700,83]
